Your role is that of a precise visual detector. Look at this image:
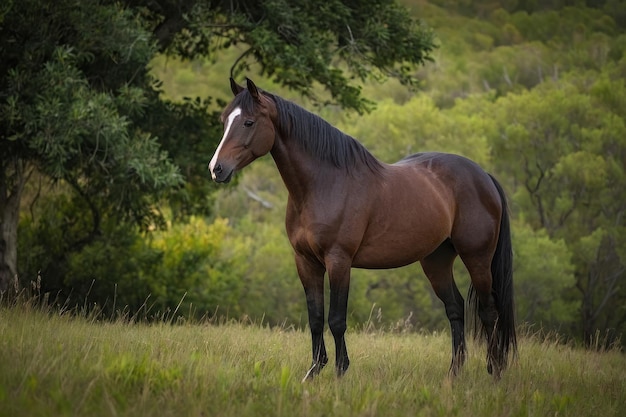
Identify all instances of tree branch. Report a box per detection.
[243,186,272,209]
[523,156,548,229]
[590,267,623,323]
[152,0,196,52]
[230,47,253,78]
[64,177,102,252]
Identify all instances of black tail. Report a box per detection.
[469,175,517,372]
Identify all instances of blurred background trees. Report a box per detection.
[2,0,625,346]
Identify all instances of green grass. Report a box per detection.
[1,304,624,417]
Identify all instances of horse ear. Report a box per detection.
[246,78,261,101]
[230,77,244,96]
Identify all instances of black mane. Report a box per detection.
[227,89,383,174]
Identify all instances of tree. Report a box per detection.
[1,0,435,303]
[1,0,183,294]
[489,76,626,344]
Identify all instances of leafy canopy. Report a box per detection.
[147,0,436,113]
[1,0,436,307]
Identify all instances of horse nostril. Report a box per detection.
[214,164,222,174]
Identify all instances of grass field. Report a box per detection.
[1,303,624,417]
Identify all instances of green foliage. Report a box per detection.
[350,267,449,331]
[486,74,626,343]
[146,216,247,316]
[1,0,183,295]
[18,190,163,311]
[18,194,248,318]
[512,222,577,328]
[149,0,436,113]
[230,216,304,325]
[338,95,492,165]
[136,93,225,219]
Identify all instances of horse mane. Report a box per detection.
[228,89,383,174]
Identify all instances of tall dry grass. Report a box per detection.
[0,296,624,417]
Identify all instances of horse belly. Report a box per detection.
[352,248,422,269]
[352,220,449,269]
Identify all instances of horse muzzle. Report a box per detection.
[211,162,234,183]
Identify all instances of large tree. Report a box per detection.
[0,0,435,293]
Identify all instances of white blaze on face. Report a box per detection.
[209,107,242,180]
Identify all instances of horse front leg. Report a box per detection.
[296,255,328,381]
[327,257,351,377]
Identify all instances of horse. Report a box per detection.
[208,78,517,381]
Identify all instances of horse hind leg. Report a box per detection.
[420,240,466,377]
[458,175,516,379]
[462,255,503,379]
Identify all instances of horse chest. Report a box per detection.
[285,202,364,263]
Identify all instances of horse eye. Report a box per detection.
[244,120,254,127]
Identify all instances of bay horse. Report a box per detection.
[209,78,517,381]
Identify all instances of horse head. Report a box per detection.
[209,78,276,183]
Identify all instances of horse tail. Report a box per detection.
[469,174,517,372]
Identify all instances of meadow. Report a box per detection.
[1,303,624,417]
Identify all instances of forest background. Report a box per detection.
[2,0,626,347]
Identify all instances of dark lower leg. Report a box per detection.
[304,294,327,379]
[297,257,327,381]
[420,242,466,376]
[328,271,350,376]
[478,294,501,377]
[443,285,466,376]
[329,316,349,376]
[449,318,466,376]
[460,251,505,378]
[330,319,350,376]
[310,311,328,368]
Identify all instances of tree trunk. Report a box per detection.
[579,242,624,349]
[0,158,27,293]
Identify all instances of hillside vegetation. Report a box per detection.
[13,0,626,344]
[1,304,624,417]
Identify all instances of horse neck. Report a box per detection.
[270,133,331,204]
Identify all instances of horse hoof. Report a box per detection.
[335,363,349,378]
[487,362,502,380]
[448,365,461,378]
